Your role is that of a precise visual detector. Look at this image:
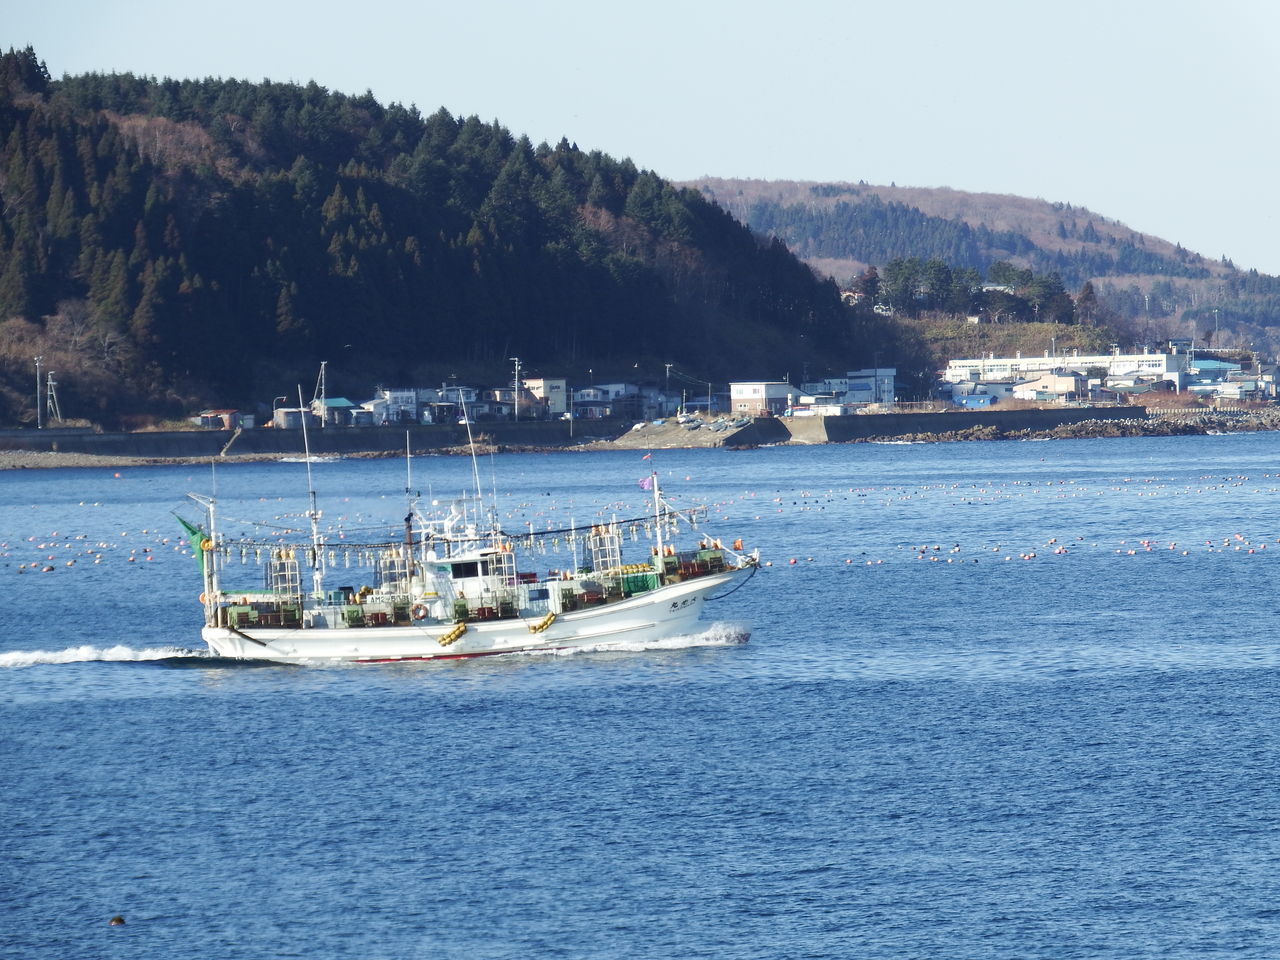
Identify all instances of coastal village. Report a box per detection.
[183,341,1275,434]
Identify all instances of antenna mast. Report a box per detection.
[297,385,324,596]
[458,391,484,506]
[45,371,62,423]
[313,360,327,428]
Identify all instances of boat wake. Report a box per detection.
[552,621,751,657]
[0,644,208,669]
[0,625,752,670]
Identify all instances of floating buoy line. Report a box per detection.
[7,472,1280,574]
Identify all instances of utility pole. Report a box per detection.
[34,356,43,429]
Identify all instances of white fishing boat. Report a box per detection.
[180,463,758,665]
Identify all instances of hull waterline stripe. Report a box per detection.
[354,646,570,663]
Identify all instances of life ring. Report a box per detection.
[411,603,429,621]
[199,592,207,604]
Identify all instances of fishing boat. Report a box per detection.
[179,465,758,665]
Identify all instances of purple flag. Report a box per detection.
[638,476,653,490]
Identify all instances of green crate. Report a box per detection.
[622,572,658,595]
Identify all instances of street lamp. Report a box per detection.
[509,357,521,422]
[273,396,287,427]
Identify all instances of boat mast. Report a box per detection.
[298,385,325,597]
[404,430,413,549]
[458,391,484,508]
[186,491,220,617]
[313,361,327,428]
[403,430,420,586]
[651,469,664,561]
[456,390,493,537]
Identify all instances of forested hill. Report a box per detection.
[689,178,1280,355]
[689,177,1223,287]
[0,48,909,426]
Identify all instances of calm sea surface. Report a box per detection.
[4,434,1280,959]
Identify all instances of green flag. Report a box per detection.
[177,516,210,574]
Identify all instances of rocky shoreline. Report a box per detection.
[852,413,1277,444]
[0,411,1274,469]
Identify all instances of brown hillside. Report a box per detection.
[685,177,1228,289]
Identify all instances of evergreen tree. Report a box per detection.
[1076,281,1099,325]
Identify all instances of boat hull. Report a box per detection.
[202,566,751,664]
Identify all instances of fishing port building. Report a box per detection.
[944,350,1190,388]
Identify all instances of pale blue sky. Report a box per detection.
[10,0,1280,273]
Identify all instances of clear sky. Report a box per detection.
[11,0,1280,273]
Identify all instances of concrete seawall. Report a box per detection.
[615,406,1149,449]
[797,406,1147,442]
[0,407,1149,459]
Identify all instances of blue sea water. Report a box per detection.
[4,434,1280,959]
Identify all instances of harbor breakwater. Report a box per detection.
[615,405,1156,449]
[778,406,1147,444]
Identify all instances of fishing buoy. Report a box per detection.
[109,916,125,926]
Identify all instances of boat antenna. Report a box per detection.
[651,464,665,561]
[488,450,501,535]
[458,391,484,506]
[404,429,413,501]
[298,384,325,596]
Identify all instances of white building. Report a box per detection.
[944,350,1189,389]
[1012,372,1087,402]
[845,367,896,404]
[730,381,797,416]
[801,368,897,407]
[370,388,420,423]
[524,377,568,416]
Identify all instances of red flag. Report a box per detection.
[642,452,652,460]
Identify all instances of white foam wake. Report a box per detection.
[0,645,204,668]
[556,621,752,657]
